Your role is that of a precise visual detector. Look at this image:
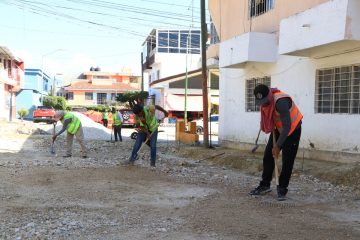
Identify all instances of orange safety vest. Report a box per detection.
[273,91,303,135]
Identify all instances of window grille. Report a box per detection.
[246,76,271,112]
[315,65,360,114]
[249,0,274,18]
[97,93,107,105]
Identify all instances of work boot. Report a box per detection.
[277,186,288,201]
[249,185,271,196]
[150,161,156,167]
[82,155,88,159]
[63,154,72,158]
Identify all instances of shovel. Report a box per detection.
[251,128,261,153]
[50,122,57,155]
[106,127,115,143]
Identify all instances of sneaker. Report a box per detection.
[277,186,288,201]
[122,158,135,166]
[249,185,271,196]
[63,155,72,158]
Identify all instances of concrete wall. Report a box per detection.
[219,51,360,162]
[209,0,329,41]
[15,90,44,120]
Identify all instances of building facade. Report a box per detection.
[64,70,140,106]
[142,28,213,119]
[0,46,24,121]
[208,0,360,161]
[16,69,53,120]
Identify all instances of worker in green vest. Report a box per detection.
[52,111,88,158]
[112,108,123,142]
[102,110,109,128]
[127,104,168,167]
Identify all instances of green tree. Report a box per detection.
[116,91,149,108]
[43,96,67,110]
[17,108,29,121]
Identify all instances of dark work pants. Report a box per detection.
[260,126,302,190]
[103,119,108,127]
[114,125,122,142]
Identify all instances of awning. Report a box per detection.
[164,94,203,111]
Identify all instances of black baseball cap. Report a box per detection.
[132,104,143,115]
[254,84,270,105]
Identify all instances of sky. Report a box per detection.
[0,0,206,81]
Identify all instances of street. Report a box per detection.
[0,120,360,239]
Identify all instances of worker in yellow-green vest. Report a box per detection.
[52,111,88,158]
[127,104,168,167]
[112,108,123,142]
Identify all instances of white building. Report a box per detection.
[142,28,218,120]
[208,0,360,162]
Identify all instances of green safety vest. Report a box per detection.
[62,112,81,135]
[136,106,158,132]
[102,112,108,120]
[112,112,122,126]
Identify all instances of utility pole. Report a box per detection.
[201,0,209,147]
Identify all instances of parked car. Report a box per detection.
[33,106,56,124]
[120,109,136,127]
[192,114,219,135]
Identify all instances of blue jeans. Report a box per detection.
[130,130,158,163]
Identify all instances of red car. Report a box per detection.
[33,106,56,123]
[120,109,136,127]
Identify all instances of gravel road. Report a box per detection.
[0,120,359,239]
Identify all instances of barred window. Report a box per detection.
[249,0,274,18]
[85,92,93,100]
[65,92,73,101]
[246,76,271,112]
[315,65,360,114]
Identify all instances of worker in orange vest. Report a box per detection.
[249,84,303,201]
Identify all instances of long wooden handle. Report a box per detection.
[272,130,279,186]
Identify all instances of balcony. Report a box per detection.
[219,32,277,68]
[279,0,360,58]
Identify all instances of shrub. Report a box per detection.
[17,108,29,121]
[43,96,67,110]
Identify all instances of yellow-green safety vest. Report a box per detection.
[112,112,122,126]
[136,106,158,132]
[62,112,81,135]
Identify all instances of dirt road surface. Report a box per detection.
[1,121,360,239]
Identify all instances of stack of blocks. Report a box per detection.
[175,121,199,143]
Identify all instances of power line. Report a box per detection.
[1,0,207,48]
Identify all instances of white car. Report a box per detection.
[192,114,219,135]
